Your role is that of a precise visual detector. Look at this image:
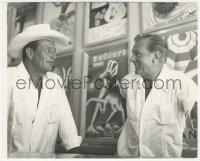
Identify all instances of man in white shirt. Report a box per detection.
[117,34,197,157]
[7,24,82,154]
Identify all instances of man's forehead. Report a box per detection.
[132,38,149,51]
[132,39,149,52]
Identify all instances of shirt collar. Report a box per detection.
[17,61,48,81]
[17,62,31,80]
[153,64,170,93]
[135,64,170,93]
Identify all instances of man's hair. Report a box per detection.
[22,40,38,61]
[134,33,168,61]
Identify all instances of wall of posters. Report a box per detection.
[52,54,73,105]
[43,2,76,49]
[141,2,197,32]
[85,45,128,139]
[85,2,128,45]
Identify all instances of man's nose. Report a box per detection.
[130,54,136,62]
[50,53,56,60]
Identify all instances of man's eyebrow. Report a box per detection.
[132,50,140,54]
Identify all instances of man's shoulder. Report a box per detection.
[46,72,63,81]
[7,66,18,78]
[7,66,18,72]
[166,66,191,81]
[165,65,196,88]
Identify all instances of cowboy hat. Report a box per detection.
[8,24,70,59]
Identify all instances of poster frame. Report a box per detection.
[80,43,129,145]
[140,3,197,33]
[84,2,129,47]
[42,2,77,54]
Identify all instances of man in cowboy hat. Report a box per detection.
[7,24,82,154]
[117,33,197,157]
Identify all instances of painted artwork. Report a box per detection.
[43,2,76,49]
[13,3,38,37]
[85,45,128,138]
[165,30,197,81]
[85,2,128,45]
[52,54,73,105]
[142,2,197,32]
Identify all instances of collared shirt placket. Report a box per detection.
[136,80,145,157]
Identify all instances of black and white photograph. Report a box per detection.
[1,1,199,159]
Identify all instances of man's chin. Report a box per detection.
[135,70,139,75]
[44,67,53,73]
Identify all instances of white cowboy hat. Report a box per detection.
[8,24,70,59]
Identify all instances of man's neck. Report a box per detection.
[23,61,43,87]
[144,64,164,81]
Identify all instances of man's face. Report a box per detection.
[130,39,154,78]
[32,39,56,74]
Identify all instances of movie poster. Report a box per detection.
[85,45,128,139]
[86,2,128,45]
[43,2,76,49]
[52,54,73,105]
[14,3,38,36]
[142,2,197,32]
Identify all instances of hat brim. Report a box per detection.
[8,29,69,59]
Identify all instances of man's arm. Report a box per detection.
[66,147,81,154]
[190,102,197,127]
[58,89,82,152]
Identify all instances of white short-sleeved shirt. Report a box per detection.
[7,62,82,153]
[117,64,197,157]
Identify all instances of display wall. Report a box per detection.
[7,2,198,157]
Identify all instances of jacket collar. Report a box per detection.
[135,64,171,93]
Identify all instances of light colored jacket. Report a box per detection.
[7,62,82,153]
[117,64,197,157]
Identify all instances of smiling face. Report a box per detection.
[130,38,154,78]
[31,39,56,74]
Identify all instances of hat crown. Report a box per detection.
[23,24,50,33]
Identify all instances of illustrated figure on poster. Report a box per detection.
[86,60,125,137]
[14,16,26,35]
[104,3,126,23]
[50,2,75,46]
[147,2,197,27]
[53,66,72,92]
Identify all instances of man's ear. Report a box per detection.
[152,51,161,63]
[25,48,34,60]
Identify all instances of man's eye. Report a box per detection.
[45,49,51,53]
[135,52,141,57]
[135,53,138,57]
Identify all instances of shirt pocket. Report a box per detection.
[152,103,182,156]
[152,103,177,125]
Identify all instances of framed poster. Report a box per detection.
[84,2,128,46]
[81,44,128,142]
[141,2,197,32]
[9,3,38,41]
[52,53,73,105]
[43,2,76,51]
